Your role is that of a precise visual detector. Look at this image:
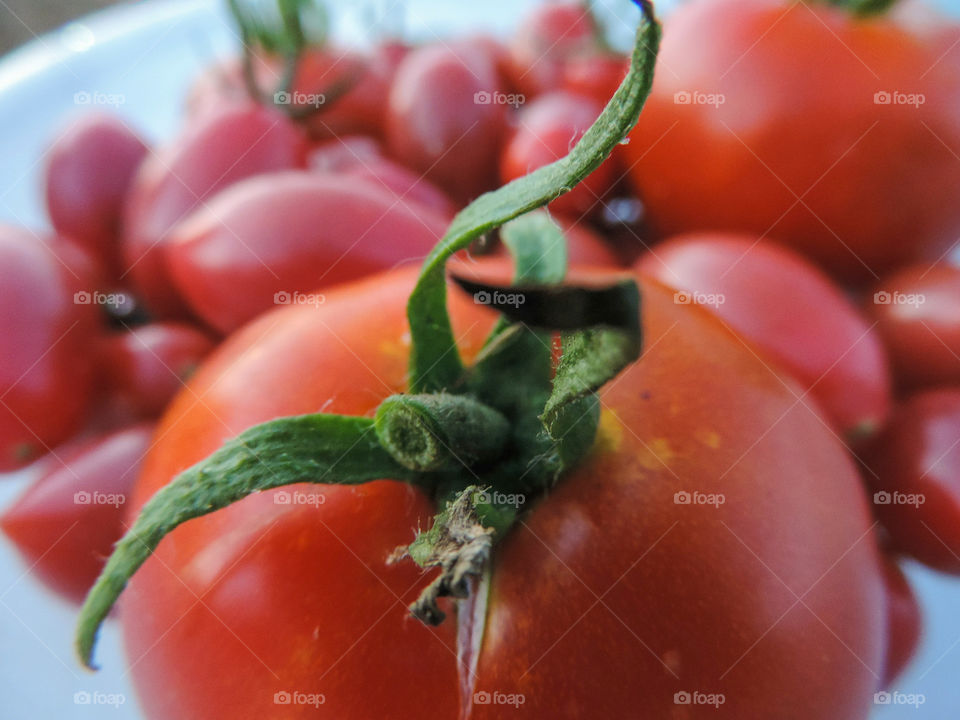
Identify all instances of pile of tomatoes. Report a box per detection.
[2,0,960,717]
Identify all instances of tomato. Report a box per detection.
[867,388,960,574]
[0,227,101,471]
[186,43,407,140]
[98,323,217,419]
[0,424,153,604]
[506,1,599,96]
[561,52,629,106]
[165,172,450,335]
[623,0,960,281]
[121,263,885,719]
[489,214,622,268]
[44,113,148,280]
[500,91,614,216]
[122,104,308,317]
[636,233,892,438]
[307,135,383,172]
[867,262,960,391]
[879,559,921,688]
[386,39,508,203]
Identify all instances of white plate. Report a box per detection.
[0,1,958,718]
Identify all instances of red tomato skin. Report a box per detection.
[623,0,960,281]
[122,264,885,719]
[879,559,921,688]
[44,113,148,280]
[868,263,960,391]
[165,172,450,334]
[562,52,629,106]
[122,105,308,317]
[637,234,892,437]
[0,423,153,603]
[868,389,960,574]
[0,227,101,470]
[500,91,614,215]
[338,159,456,218]
[386,40,507,203]
[506,2,598,96]
[307,135,383,172]
[98,323,217,418]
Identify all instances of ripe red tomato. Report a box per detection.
[44,113,148,280]
[98,323,217,419]
[120,264,886,719]
[386,39,508,202]
[165,172,450,334]
[122,104,308,317]
[879,559,921,688]
[307,135,383,172]
[636,234,892,438]
[867,388,960,574]
[0,424,153,604]
[500,91,614,215]
[867,263,960,391]
[623,0,960,281]
[506,1,599,96]
[0,227,101,471]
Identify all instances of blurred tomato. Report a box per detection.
[0,424,153,603]
[868,263,960,391]
[44,113,148,280]
[879,559,922,687]
[122,104,308,317]
[0,227,101,471]
[637,234,892,438]
[624,0,960,281]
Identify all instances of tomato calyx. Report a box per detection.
[76,0,660,670]
[227,0,361,120]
